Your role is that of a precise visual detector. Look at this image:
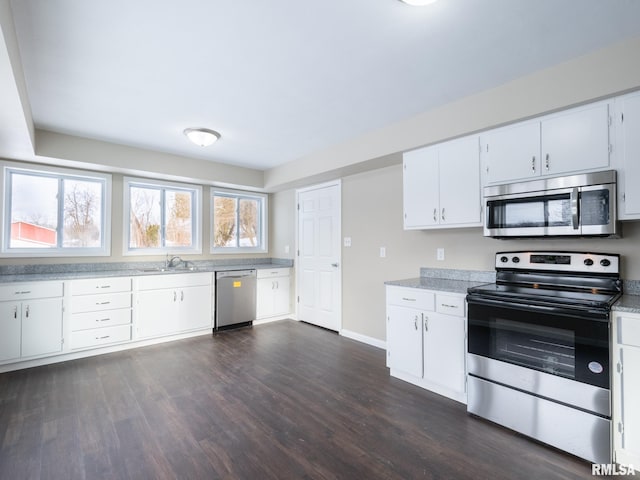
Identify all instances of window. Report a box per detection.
[1,163,111,257]
[124,177,202,254]
[211,189,267,253]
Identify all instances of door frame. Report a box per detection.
[295,179,342,332]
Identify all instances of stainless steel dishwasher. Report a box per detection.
[215,270,257,330]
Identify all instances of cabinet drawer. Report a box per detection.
[71,277,131,296]
[386,287,435,311]
[71,292,132,313]
[70,324,132,350]
[436,294,466,317]
[0,282,63,302]
[137,272,212,290]
[71,309,132,332]
[257,268,290,279]
[618,315,640,347]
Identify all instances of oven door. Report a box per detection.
[467,296,610,389]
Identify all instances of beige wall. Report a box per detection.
[340,165,640,342]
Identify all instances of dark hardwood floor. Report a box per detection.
[0,320,600,479]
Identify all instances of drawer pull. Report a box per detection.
[401,297,416,302]
[96,335,111,340]
[96,318,110,323]
[96,301,111,305]
[441,303,459,309]
[98,285,111,289]
[14,290,31,295]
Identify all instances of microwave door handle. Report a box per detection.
[571,187,580,230]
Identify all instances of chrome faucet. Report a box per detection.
[166,255,183,268]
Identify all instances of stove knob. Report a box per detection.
[512,256,520,263]
[500,256,509,263]
[600,259,611,267]
[584,258,594,266]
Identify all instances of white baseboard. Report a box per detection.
[340,329,386,350]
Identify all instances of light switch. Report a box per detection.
[344,237,352,247]
[380,247,386,258]
[284,245,290,254]
[437,248,445,261]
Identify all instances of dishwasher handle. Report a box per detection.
[216,269,256,280]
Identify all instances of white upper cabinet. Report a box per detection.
[613,90,640,220]
[404,135,481,229]
[482,101,611,185]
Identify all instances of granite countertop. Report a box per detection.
[612,294,640,314]
[385,277,489,295]
[0,259,293,284]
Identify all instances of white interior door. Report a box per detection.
[297,181,341,332]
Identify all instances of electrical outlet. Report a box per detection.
[380,247,386,258]
[284,245,290,254]
[344,237,352,247]
[436,248,445,261]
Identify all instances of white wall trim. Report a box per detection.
[340,329,386,350]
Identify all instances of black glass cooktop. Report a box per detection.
[467,282,620,309]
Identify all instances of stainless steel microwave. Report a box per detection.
[483,170,618,238]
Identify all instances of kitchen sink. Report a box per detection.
[138,265,200,274]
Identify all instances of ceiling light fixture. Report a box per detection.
[399,0,438,5]
[183,127,221,147]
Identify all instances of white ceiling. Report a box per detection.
[7,0,640,170]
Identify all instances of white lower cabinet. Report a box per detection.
[0,282,64,363]
[386,286,467,403]
[613,311,640,467]
[69,277,132,350]
[136,273,212,340]
[256,268,291,319]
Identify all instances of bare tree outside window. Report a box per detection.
[166,190,193,247]
[130,187,161,248]
[239,198,258,246]
[213,196,237,247]
[63,179,102,247]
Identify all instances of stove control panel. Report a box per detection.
[495,251,619,274]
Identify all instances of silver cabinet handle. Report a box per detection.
[173,291,177,302]
[13,306,18,319]
[531,156,536,173]
[441,208,445,222]
[545,153,550,171]
[96,335,110,340]
[441,303,458,309]
[331,263,339,268]
[181,290,184,301]
[96,318,110,323]
[433,208,437,222]
[401,297,416,302]
[96,301,111,305]
[414,315,418,331]
[25,306,29,318]
[98,285,111,289]
[424,315,428,332]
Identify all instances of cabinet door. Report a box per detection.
[137,289,177,339]
[618,92,640,218]
[438,136,481,226]
[618,345,640,465]
[21,298,63,358]
[256,277,275,318]
[423,312,466,395]
[0,302,21,362]
[541,102,610,175]
[483,120,541,184]
[387,305,423,378]
[178,284,212,332]
[403,147,439,229]
[272,277,291,316]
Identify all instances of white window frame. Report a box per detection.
[211,187,268,254]
[0,161,112,257]
[123,176,202,256]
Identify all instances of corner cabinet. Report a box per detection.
[612,311,640,467]
[386,285,467,403]
[0,282,64,363]
[481,100,611,185]
[403,135,481,230]
[256,268,291,320]
[135,272,212,340]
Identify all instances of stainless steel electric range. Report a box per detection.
[466,251,622,464]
